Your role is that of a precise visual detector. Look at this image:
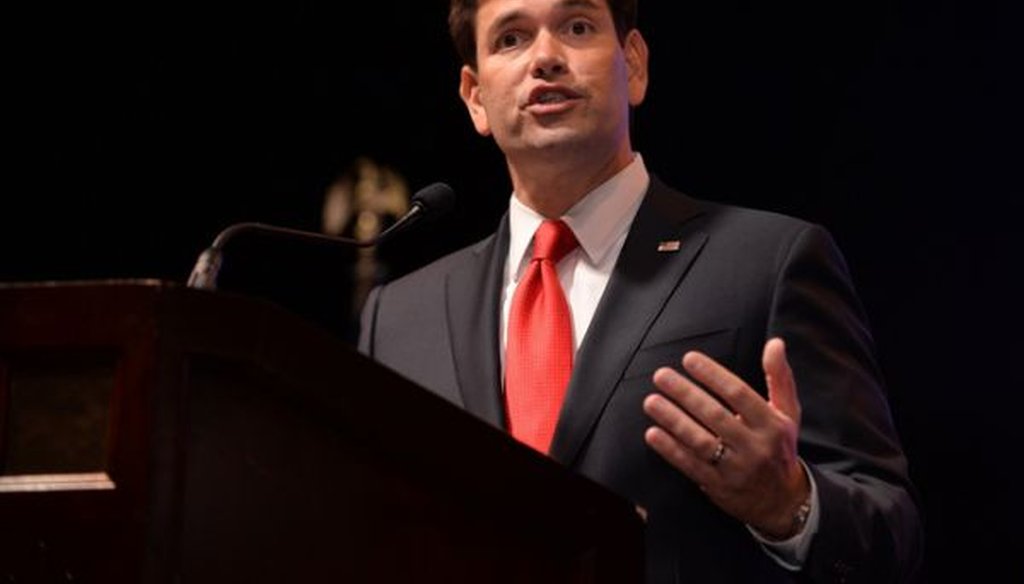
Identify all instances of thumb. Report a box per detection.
[763,337,800,422]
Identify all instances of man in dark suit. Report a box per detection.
[360,0,923,581]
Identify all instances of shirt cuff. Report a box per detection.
[746,459,821,571]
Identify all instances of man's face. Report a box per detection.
[459,0,648,163]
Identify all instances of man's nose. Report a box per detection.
[530,31,568,79]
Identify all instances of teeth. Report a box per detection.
[537,92,567,104]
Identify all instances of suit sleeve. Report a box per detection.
[766,224,923,583]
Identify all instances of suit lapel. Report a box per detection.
[549,179,709,465]
[444,217,509,429]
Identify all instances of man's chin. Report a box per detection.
[516,129,593,154]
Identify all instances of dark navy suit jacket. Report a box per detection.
[359,178,922,583]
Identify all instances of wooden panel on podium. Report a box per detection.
[0,281,643,583]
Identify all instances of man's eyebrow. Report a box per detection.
[557,0,603,11]
[486,0,603,38]
[487,10,527,37]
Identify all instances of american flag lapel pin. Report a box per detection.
[657,240,682,252]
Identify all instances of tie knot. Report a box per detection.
[532,220,578,264]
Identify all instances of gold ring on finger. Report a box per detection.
[709,439,727,466]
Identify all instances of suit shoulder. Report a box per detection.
[647,176,820,239]
[698,199,818,236]
[380,231,498,292]
[648,182,844,274]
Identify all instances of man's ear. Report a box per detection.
[459,65,492,136]
[623,30,650,107]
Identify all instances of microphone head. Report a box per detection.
[410,182,456,218]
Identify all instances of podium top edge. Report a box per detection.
[0,278,176,290]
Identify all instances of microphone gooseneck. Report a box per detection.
[186,182,455,290]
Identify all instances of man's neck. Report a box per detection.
[506,146,635,218]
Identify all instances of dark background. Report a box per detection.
[3,0,1021,580]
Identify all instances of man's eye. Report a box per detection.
[567,20,593,36]
[496,31,524,50]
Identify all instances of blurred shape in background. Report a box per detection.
[322,157,409,321]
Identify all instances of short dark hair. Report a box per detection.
[449,0,638,69]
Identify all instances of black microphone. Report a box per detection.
[187,182,455,290]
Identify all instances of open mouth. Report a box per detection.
[526,85,582,108]
[535,92,570,104]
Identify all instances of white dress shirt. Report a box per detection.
[498,153,819,570]
[501,155,649,358]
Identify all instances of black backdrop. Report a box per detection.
[3,1,1021,580]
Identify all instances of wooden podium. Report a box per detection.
[0,281,643,583]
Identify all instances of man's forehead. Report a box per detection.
[476,0,609,25]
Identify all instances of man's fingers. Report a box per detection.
[681,351,771,428]
[643,392,719,454]
[644,426,717,487]
[762,337,800,422]
[650,367,745,444]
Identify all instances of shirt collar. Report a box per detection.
[507,154,650,282]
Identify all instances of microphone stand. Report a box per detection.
[187,183,452,291]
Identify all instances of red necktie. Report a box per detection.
[506,220,579,454]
